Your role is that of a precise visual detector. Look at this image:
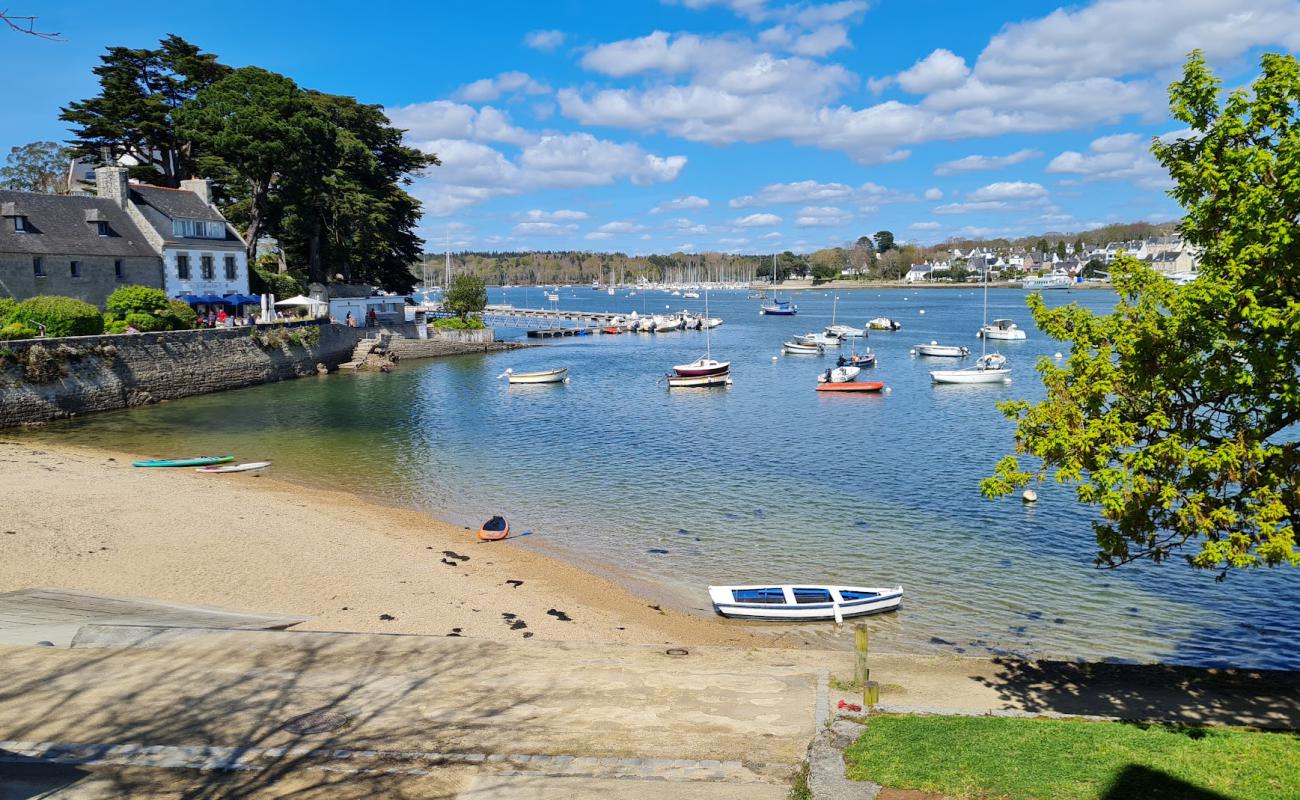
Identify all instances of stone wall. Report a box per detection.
[0,321,359,428]
[386,329,520,360]
[0,253,164,306]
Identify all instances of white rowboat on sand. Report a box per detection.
[709,584,903,621]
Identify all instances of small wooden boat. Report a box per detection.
[817,365,861,384]
[709,584,903,621]
[815,380,885,393]
[783,341,823,355]
[502,368,568,384]
[673,356,731,377]
[867,317,901,331]
[133,456,234,468]
[478,515,510,541]
[666,371,732,388]
[914,342,969,357]
[195,461,272,473]
[837,352,876,368]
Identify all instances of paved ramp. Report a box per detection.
[0,627,840,797]
[0,588,306,647]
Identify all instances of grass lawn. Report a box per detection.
[843,714,1300,800]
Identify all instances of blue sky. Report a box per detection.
[3,0,1298,254]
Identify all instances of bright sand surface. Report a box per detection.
[0,440,758,647]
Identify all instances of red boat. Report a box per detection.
[602,326,623,335]
[815,381,885,393]
[672,356,731,377]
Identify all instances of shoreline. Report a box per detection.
[0,439,764,648]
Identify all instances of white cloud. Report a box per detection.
[456,71,551,102]
[518,133,688,188]
[512,221,578,236]
[731,180,853,207]
[386,101,536,146]
[524,30,566,51]
[896,49,969,94]
[733,213,783,227]
[934,148,1043,176]
[967,181,1047,202]
[669,0,770,22]
[666,217,709,234]
[1046,132,1172,189]
[910,221,943,230]
[761,231,783,239]
[585,231,615,241]
[595,221,647,234]
[924,188,943,200]
[651,195,710,213]
[518,209,589,222]
[795,206,853,227]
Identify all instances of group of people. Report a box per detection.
[197,307,257,328]
[342,308,380,328]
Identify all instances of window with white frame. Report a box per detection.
[172,218,226,239]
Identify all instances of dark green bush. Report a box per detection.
[249,262,303,299]
[0,297,16,321]
[162,299,198,330]
[106,285,170,319]
[105,320,130,334]
[8,296,104,337]
[125,312,166,332]
[432,316,486,330]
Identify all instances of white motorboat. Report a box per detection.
[683,291,700,299]
[930,353,1011,384]
[701,317,722,329]
[654,316,681,333]
[979,319,1027,340]
[817,365,862,384]
[709,584,903,621]
[914,342,970,358]
[680,312,702,330]
[502,367,569,385]
[868,317,901,331]
[783,341,824,355]
[794,332,840,347]
[825,324,866,339]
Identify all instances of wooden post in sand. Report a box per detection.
[855,624,880,707]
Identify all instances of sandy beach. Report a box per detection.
[0,439,758,648]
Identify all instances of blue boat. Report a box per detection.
[837,352,876,368]
[760,299,798,316]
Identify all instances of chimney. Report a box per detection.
[180,177,213,206]
[94,163,130,208]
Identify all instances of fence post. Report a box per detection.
[855,624,880,707]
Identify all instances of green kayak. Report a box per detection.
[132,456,235,468]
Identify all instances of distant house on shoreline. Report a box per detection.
[0,164,248,306]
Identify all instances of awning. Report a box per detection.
[274,295,327,308]
[176,294,203,305]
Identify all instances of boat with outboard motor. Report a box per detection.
[868,317,902,331]
[913,342,969,358]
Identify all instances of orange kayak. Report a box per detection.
[478,515,510,541]
[816,381,885,393]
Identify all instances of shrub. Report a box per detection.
[162,299,198,330]
[432,316,486,330]
[444,274,487,319]
[105,320,130,334]
[0,297,16,321]
[249,262,304,299]
[106,285,171,319]
[125,312,167,332]
[0,322,38,341]
[8,296,104,337]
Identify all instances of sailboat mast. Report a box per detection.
[981,267,989,357]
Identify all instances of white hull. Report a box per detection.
[709,584,903,621]
[795,333,839,347]
[930,367,1011,384]
[914,343,969,357]
[667,372,732,388]
[980,329,1027,340]
[506,368,568,384]
[817,366,861,384]
[783,341,823,355]
[825,325,865,338]
[196,461,272,473]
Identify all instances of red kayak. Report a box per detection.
[477,515,510,541]
[815,381,885,393]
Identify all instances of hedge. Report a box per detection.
[106,285,170,319]
[0,322,38,340]
[7,296,104,337]
[162,299,198,330]
[125,312,167,332]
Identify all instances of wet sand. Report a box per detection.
[0,440,760,647]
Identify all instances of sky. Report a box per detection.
[3,0,1299,255]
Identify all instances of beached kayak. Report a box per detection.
[478,515,510,541]
[133,456,234,468]
[195,461,272,473]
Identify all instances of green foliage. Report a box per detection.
[444,273,487,319]
[249,261,304,298]
[1082,258,1106,278]
[0,322,39,341]
[0,141,71,193]
[1055,240,1067,260]
[162,298,198,330]
[105,319,130,334]
[8,296,104,337]
[0,297,16,320]
[873,230,895,253]
[844,714,1300,800]
[431,316,486,330]
[60,35,228,186]
[106,285,170,318]
[124,312,166,332]
[984,51,1300,574]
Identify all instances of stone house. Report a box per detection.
[0,188,162,306]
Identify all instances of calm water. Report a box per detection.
[22,287,1300,668]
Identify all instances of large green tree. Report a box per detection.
[61,35,228,185]
[983,52,1300,576]
[443,273,487,319]
[0,141,70,193]
[873,230,896,253]
[176,67,332,265]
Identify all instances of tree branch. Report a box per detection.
[1,10,63,41]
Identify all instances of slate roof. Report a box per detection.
[129,185,243,248]
[0,190,158,258]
